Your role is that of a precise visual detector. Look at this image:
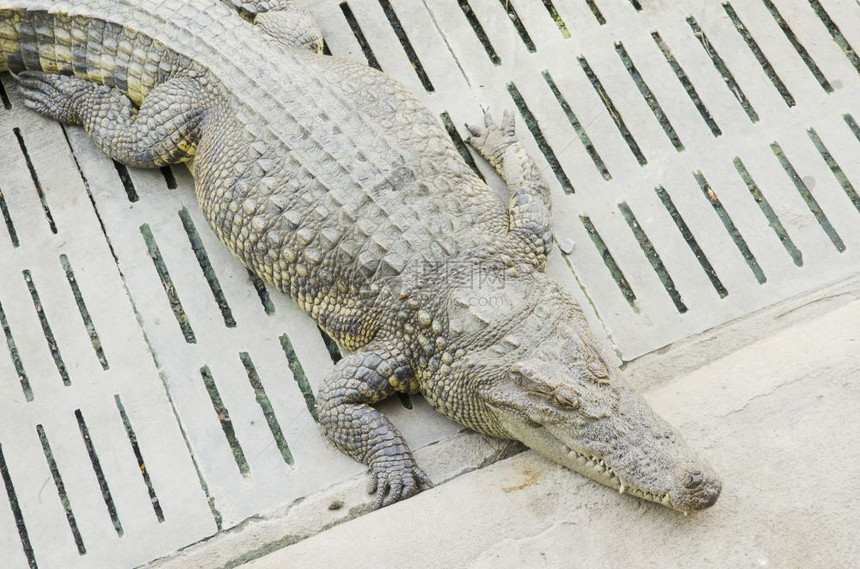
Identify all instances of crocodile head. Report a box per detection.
[446,275,721,512]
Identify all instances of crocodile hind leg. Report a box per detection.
[229,1,325,53]
[318,346,432,509]
[466,111,554,269]
[15,72,208,168]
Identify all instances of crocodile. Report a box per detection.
[0,0,721,512]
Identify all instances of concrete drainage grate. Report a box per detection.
[1,0,860,567]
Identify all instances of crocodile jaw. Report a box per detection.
[486,384,722,513]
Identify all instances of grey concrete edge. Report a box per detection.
[139,430,524,569]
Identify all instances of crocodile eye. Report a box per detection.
[509,363,554,397]
[553,386,580,409]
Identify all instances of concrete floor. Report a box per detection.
[242,294,860,569]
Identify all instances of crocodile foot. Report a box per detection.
[367,455,433,509]
[465,110,517,170]
[15,71,100,125]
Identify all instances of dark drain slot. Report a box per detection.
[693,171,767,283]
[378,0,435,92]
[0,186,19,247]
[160,166,177,190]
[0,443,37,569]
[619,202,687,313]
[13,127,58,233]
[723,3,795,107]
[440,112,485,181]
[340,2,382,71]
[807,128,860,216]
[585,0,606,25]
[24,270,70,385]
[495,0,535,52]
[0,298,32,401]
[248,269,276,315]
[114,395,164,522]
[655,186,728,299]
[579,56,647,166]
[615,42,685,152]
[761,0,833,93]
[542,70,611,181]
[457,0,501,65]
[112,161,139,203]
[687,16,759,123]
[240,352,295,466]
[178,208,236,329]
[280,334,318,422]
[36,425,86,555]
[651,32,722,137]
[60,255,109,370]
[140,224,197,344]
[539,0,570,38]
[807,0,860,75]
[200,365,250,476]
[75,410,123,537]
[507,82,575,193]
[732,157,803,267]
[771,141,845,253]
[0,77,11,110]
[580,215,637,309]
[318,326,343,363]
[629,0,643,11]
[845,113,860,142]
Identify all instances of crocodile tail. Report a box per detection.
[0,6,181,105]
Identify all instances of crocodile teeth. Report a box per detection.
[618,482,626,494]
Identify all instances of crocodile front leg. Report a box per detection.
[318,346,432,508]
[15,73,209,168]
[228,0,325,53]
[467,111,553,269]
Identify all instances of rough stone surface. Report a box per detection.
[243,298,860,569]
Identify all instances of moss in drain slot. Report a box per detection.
[377,0,434,92]
[722,3,795,107]
[75,410,123,536]
[806,0,860,74]
[655,186,728,298]
[115,394,166,523]
[693,171,767,283]
[318,326,343,363]
[540,0,571,38]
[280,333,319,421]
[23,270,71,385]
[615,42,685,152]
[542,70,611,181]
[687,17,759,123]
[14,127,58,233]
[760,0,832,93]
[240,352,295,466]
[507,82,575,193]
[496,0,535,52]
[0,443,37,569]
[178,208,236,328]
[732,157,802,267]
[200,365,251,475]
[61,254,109,370]
[584,0,606,25]
[0,188,19,247]
[339,2,382,71]
[580,215,637,309]
[618,202,687,313]
[37,425,86,554]
[457,0,501,65]
[0,299,32,401]
[770,142,845,253]
[651,32,722,137]
[140,223,197,343]
[578,56,647,166]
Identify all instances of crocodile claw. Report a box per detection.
[15,71,94,124]
[465,110,517,167]
[367,456,432,509]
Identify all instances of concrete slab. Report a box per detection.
[243,297,860,569]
